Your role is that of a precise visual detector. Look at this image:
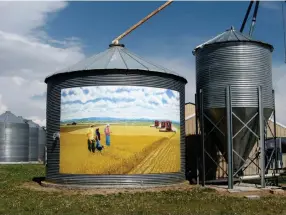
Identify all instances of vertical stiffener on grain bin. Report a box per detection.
[44,43,187,187]
[193,26,274,179]
[38,126,46,162]
[0,111,29,163]
[25,120,40,162]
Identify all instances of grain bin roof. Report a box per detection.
[193,26,273,54]
[0,111,26,124]
[25,120,40,128]
[45,44,187,83]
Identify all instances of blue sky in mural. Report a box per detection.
[60,86,180,122]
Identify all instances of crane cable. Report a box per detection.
[282,1,286,63]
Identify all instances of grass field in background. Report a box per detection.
[2,165,286,215]
[60,123,181,174]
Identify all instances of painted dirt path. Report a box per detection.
[128,133,179,174]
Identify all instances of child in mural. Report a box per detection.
[95,128,104,151]
[87,125,96,153]
[104,124,111,146]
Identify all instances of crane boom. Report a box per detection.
[111,0,173,45]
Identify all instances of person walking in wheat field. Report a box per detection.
[104,124,111,146]
[87,125,95,152]
[95,128,104,152]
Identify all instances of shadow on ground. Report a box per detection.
[32,177,46,185]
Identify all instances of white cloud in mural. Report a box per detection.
[60,86,180,123]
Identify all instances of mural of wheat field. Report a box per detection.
[59,85,181,175]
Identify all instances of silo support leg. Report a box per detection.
[199,89,206,187]
[258,86,265,188]
[226,86,234,189]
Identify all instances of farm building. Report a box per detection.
[185,102,196,136]
[185,102,286,179]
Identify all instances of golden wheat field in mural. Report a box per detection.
[59,124,180,175]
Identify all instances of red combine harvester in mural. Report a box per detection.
[159,121,176,133]
[150,120,160,128]
[160,121,166,129]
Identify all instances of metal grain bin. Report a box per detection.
[44,44,187,187]
[38,126,46,162]
[0,111,29,163]
[25,120,40,162]
[193,27,274,178]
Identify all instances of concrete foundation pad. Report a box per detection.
[228,189,242,193]
[0,161,43,165]
[269,189,285,194]
[244,195,261,200]
[213,185,260,192]
[41,180,190,190]
[208,183,284,193]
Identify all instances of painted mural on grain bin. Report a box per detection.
[59,85,181,175]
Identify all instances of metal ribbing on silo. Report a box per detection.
[25,120,39,162]
[38,127,46,162]
[195,42,273,109]
[0,112,29,163]
[45,70,187,187]
[0,122,5,160]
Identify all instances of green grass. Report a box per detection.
[1,165,286,215]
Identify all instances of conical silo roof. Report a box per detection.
[45,44,185,83]
[0,111,26,124]
[25,120,40,128]
[193,26,273,54]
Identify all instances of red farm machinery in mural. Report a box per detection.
[150,120,160,128]
[159,120,176,133]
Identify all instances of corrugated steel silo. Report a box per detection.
[193,27,274,178]
[0,111,29,163]
[44,44,187,187]
[25,120,40,162]
[38,126,46,162]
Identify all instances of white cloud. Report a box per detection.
[0,30,84,79]
[0,2,67,35]
[26,116,47,128]
[148,57,196,103]
[0,2,85,127]
[60,86,180,122]
[272,64,286,125]
[0,76,46,122]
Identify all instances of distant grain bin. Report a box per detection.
[0,111,29,163]
[38,126,46,162]
[44,44,187,187]
[193,26,274,179]
[25,120,40,162]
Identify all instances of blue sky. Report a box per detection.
[60,86,180,122]
[0,1,285,126]
[45,1,286,109]
[45,1,285,63]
